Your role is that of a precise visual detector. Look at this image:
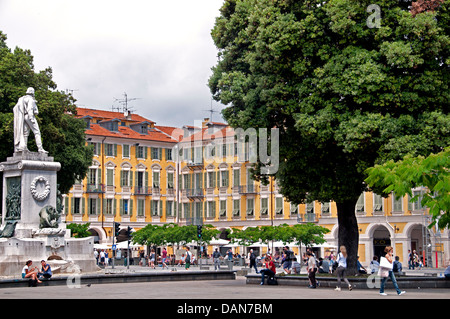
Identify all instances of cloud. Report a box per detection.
[0,0,226,127]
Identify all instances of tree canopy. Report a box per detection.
[0,31,93,194]
[229,223,330,248]
[365,147,450,230]
[209,0,449,272]
[131,223,221,248]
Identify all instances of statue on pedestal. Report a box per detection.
[13,87,47,154]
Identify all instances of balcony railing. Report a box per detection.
[86,183,105,193]
[239,184,258,194]
[186,188,204,200]
[134,186,152,195]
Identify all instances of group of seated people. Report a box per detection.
[21,260,52,285]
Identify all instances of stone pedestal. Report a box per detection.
[0,152,99,276]
[1,152,61,235]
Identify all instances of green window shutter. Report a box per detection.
[113,198,117,216]
[65,197,69,214]
[129,199,133,216]
[81,197,85,215]
[145,171,149,187]
[145,147,148,159]
[71,197,74,214]
[114,144,117,157]
[97,198,101,215]
[120,170,124,187]
[120,199,124,215]
[159,201,163,216]
[135,171,138,187]
[97,168,102,185]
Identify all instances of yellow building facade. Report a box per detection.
[63,108,449,268]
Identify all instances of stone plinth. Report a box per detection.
[1,151,61,237]
[0,151,99,276]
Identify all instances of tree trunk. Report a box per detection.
[336,200,359,275]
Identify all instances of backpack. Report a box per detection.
[185,252,191,263]
[267,276,278,285]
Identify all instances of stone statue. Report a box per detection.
[13,87,47,154]
[39,205,60,228]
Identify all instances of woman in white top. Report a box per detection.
[334,246,352,291]
[379,246,406,296]
[22,260,42,283]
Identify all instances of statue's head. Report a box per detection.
[26,87,35,96]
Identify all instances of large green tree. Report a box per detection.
[0,31,93,194]
[209,0,449,272]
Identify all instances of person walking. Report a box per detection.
[161,247,169,269]
[334,245,352,291]
[212,248,222,271]
[248,249,259,273]
[379,246,406,296]
[149,249,156,269]
[306,251,317,288]
[185,246,192,270]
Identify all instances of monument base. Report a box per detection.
[0,230,100,277]
[0,151,100,277]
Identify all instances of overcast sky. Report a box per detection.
[0,0,226,127]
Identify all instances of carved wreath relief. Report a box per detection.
[30,176,50,201]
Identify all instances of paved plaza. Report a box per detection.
[1,265,448,300]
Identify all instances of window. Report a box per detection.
[321,202,330,214]
[121,170,131,187]
[88,198,98,215]
[207,171,216,188]
[137,199,145,216]
[219,200,227,217]
[105,144,116,157]
[73,197,81,215]
[233,169,240,187]
[232,199,240,216]
[393,193,403,211]
[121,199,132,215]
[153,171,160,188]
[220,170,229,187]
[167,172,174,189]
[151,147,161,160]
[246,198,254,215]
[275,197,283,215]
[105,199,114,215]
[165,148,173,161]
[306,201,314,214]
[88,168,97,185]
[152,200,160,216]
[373,193,383,212]
[290,203,298,214]
[89,142,100,156]
[356,193,364,213]
[183,203,190,219]
[122,144,130,158]
[106,169,114,186]
[412,189,424,210]
[183,174,189,190]
[137,146,146,159]
[208,201,216,218]
[166,201,173,216]
[260,198,268,215]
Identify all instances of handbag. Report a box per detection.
[379,257,393,270]
[378,267,390,278]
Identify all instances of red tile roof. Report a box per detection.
[77,107,154,124]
